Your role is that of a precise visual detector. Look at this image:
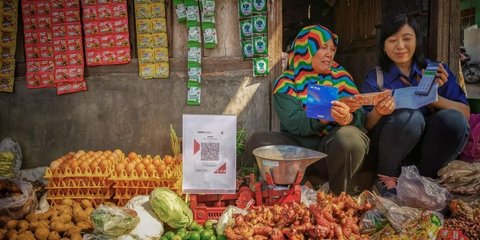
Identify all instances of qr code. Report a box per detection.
[201,142,220,161]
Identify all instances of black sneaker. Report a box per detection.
[372,174,398,198]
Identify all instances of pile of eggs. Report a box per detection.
[114,152,180,177]
[49,149,124,174]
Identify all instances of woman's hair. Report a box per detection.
[379,14,425,70]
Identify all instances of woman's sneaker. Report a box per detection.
[373,174,398,198]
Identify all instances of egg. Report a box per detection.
[127,152,138,161]
[145,163,156,176]
[89,161,98,171]
[135,163,145,175]
[125,162,136,175]
[163,155,174,165]
[156,164,166,177]
[79,161,90,172]
[69,160,79,171]
[152,159,161,166]
[115,163,126,173]
[142,158,152,165]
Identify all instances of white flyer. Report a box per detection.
[394,84,438,109]
[182,114,237,194]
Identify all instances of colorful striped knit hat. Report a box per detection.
[273,25,359,105]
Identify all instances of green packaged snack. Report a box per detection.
[253,35,267,56]
[201,14,215,27]
[252,15,267,34]
[188,66,202,83]
[201,0,215,17]
[253,57,269,76]
[252,0,267,13]
[238,0,252,18]
[188,46,202,66]
[188,26,202,47]
[185,0,200,27]
[187,83,201,105]
[241,39,254,59]
[174,0,187,23]
[203,26,217,49]
[239,18,253,39]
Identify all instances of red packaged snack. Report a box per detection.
[102,50,116,64]
[68,52,83,65]
[437,229,469,240]
[52,0,65,9]
[24,32,34,45]
[66,23,82,36]
[66,9,80,22]
[67,38,82,51]
[98,5,113,19]
[52,25,66,38]
[40,60,54,72]
[99,21,113,34]
[54,68,69,82]
[24,17,36,31]
[85,37,100,49]
[26,61,40,73]
[83,6,97,21]
[54,54,68,66]
[114,34,129,47]
[56,81,87,95]
[82,0,96,6]
[116,49,130,63]
[40,72,55,87]
[39,32,52,44]
[52,10,65,23]
[66,0,80,9]
[100,35,115,48]
[26,73,42,88]
[69,66,84,79]
[86,51,101,65]
[113,19,128,33]
[84,22,99,35]
[37,17,51,29]
[22,3,36,16]
[113,4,127,18]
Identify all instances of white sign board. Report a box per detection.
[182,114,237,194]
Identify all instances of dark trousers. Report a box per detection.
[366,108,469,178]
[239,126,369,195]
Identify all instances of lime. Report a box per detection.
[216,234,227,240]
[176,231,187,239]
[208,236,217,240]
[182,231,192,240]
[177,227,187,233]
[172,236,183,240]
[164,231,176,240]
[189,231,201,240]
[200,229,214,240]
[191,224,203,232]
[203,220,214,230]
[160,237,169,240]
[188,221,199,230]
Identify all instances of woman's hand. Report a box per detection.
[435,63,449,87]
[374,96,395,115]
[331,100,352,125]
[339,96,362,112]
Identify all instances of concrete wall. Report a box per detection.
[464,26,480,63]
[0,61,271,169]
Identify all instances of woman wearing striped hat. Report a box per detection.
[242,25,369,195]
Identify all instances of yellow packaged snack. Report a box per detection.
[0,30,15,45]
[139,63,155,78]
[138,48,155,63]
[154,47,168,62]
[152,32,168,48]
[0,59,15,75]
[154,62,169,78]
[135,3,151,19]
[0,74,13,92]
[136,19,152,34]
[150,2,166,18]
[1,45,15,59]
[137,34,153,49]
[151,18,166,33]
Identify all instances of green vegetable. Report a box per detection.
[150,187,193,228]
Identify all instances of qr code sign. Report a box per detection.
[201,142,220,161]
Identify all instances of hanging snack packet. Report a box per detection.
[135,3,152,19]
[201,0,215,17]
[138,48,155,63]
[152,32,168,48]
[252,15,267,34]
[151,2,166,18]
[173,0,187,23]
[187,83,201,105]
[154,47,168,62]
[239,18,253,39]
[187,26,202,47]
[139,63,156,78]
[252,0,267,13]
[138,34,154,48]
[136,19,153,34]
[241,39,254,59]
[188,66,202,84]
[188,46,202,66]
[154,62,169,78]
[238,0,253,18]
[185,0,200,27]
[203,27,217,49]
[253,57,269,76]
[151,18,167,33]
[253,35,268,56]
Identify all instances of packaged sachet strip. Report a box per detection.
[253,34,268,56]
[203,26,217,49]
[252,0,267,13]
[200,0,215,17]
[154,47,168,62]
[188,26,202,47]
[136,19,153,34]
[173,0,186,23]
[252,14,267,34]
[138,48,155,63]
[137,34,154,48]
[151,18,167,33]
[56,81,87,95]
[188,46,202,66]
[238,0,253,18]
[135,3,152,19]
[201,14,215,27]
[139,63,156,78]
[239,18,253,39]
[187,83,201,106]
[185,0,200,27]
[150,2,166,18]
[188,66,201,84]
[253,57,269,76]
[154,62,169,78]
[241,39,254,59]
[0,74,13,92]
[152,32,168,48]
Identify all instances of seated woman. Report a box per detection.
[360,14,470,197]
[240,25,369,195]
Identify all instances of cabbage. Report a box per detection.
[149,187,193,228]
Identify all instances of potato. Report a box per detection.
[34,227,50,240]
[17,220,29,233]
[6,219,18,230]
[47,231,61,240]
[61,199,73,207]
[80,199,92,209]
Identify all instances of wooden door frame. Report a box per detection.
[269,0,283,131]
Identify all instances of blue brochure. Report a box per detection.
[305,85,338,121]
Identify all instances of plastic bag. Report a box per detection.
[216,199,253,235]
[0,137,23,177]
[375,196,422,233]
[359,208,388,234]
[91,204,140,237]
[396,165,451,211]
[117,195,164,240]
[0,179,37,224]
[437,160,480,195]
